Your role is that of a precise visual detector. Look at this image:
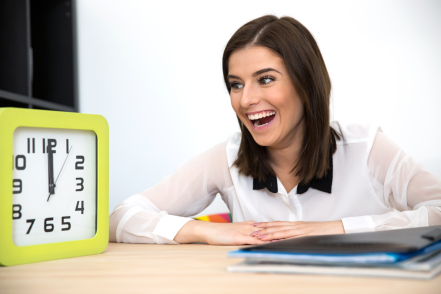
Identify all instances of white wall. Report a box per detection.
[76,0,441,215]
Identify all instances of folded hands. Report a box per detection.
[175,219,345,245]
[249,220,345,242]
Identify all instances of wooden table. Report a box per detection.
[1,242,440,294]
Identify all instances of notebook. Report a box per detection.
[228,226,441,264]
[227,249,441,279]
[241,226,441,254]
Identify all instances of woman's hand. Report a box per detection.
[250,220,345,242]
[174,220,269,245]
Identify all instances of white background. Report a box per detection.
[76,0,441,216]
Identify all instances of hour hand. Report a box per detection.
[48,145,73,202]
[47,150,56,200]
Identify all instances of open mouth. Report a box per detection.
[247,111,276,128]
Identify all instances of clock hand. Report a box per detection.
[53,146,73,186]
[47,146,73,201]
[47,150,56,200]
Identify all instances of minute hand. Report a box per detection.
[47,146,73,201]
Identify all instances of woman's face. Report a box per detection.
[228,46,304,149]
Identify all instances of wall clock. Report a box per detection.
[0,108,109,266]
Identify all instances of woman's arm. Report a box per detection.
[109,142,267,245]
[342,130,441,233]
[109,142,230,244]
[174,220,269,245]
[251,130,441,241]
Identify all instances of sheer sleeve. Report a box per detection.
[342,131,441,233]
[109,141,233,244]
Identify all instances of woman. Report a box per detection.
[109,15,441,245]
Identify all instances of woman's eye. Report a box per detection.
[230,82,243,90]
[258,76,275,85]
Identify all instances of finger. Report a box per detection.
[252,221,300,228]
[273,234,309,242]
[271,234,309,242]
[252,225,298,236]
[239,236,271,245]
[257,229,304,241]
[246,238,271,245]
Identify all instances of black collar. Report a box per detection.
[253,152,333,194]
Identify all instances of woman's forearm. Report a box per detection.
[174,220,209,244]
[174,220,272,245]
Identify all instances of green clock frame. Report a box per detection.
[0,108,109,266]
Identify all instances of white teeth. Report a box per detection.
[247,111,275,120]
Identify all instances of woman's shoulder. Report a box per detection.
[225,132,241,167]
[226,132,241,145]
[332,121,381,149]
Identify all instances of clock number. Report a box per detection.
[76,177,84,191]
[61,216,71,231]
[75,156,85,169]
[12,204,22,219]
[43,138,57,154]
[14,155,26,170]
[26,219,35,234]
[27,138,35,153]
[75,201,84,214]
[44,217,54,232]
[13,179,22,194]
[47,139,57,153]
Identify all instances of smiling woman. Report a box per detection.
[224,16,339,189]
[109,15,441,245]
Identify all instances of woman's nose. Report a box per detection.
[240,83,261,108]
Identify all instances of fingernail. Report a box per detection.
[250,231,259,237]
[252,223,261,226]
[257,235,267,239]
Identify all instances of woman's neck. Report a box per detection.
[266,120,304,173]
[266,120,304,192]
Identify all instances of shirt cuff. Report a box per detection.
[341,215,376,234]
[152,215,193,244]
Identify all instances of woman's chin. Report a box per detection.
[252,135,275,147]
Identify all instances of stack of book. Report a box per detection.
[228,226,441,280]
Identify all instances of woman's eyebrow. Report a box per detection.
[252,68,281,77]
[227,74,241,80]
[227,68,281,80]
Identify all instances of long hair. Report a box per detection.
[222,15,340,184]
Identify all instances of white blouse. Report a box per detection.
[109,123,441,244]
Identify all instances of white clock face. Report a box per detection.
[12,127,97,246]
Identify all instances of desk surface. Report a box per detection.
[1,243,440,294]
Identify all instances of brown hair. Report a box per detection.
[222,15,341,185]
